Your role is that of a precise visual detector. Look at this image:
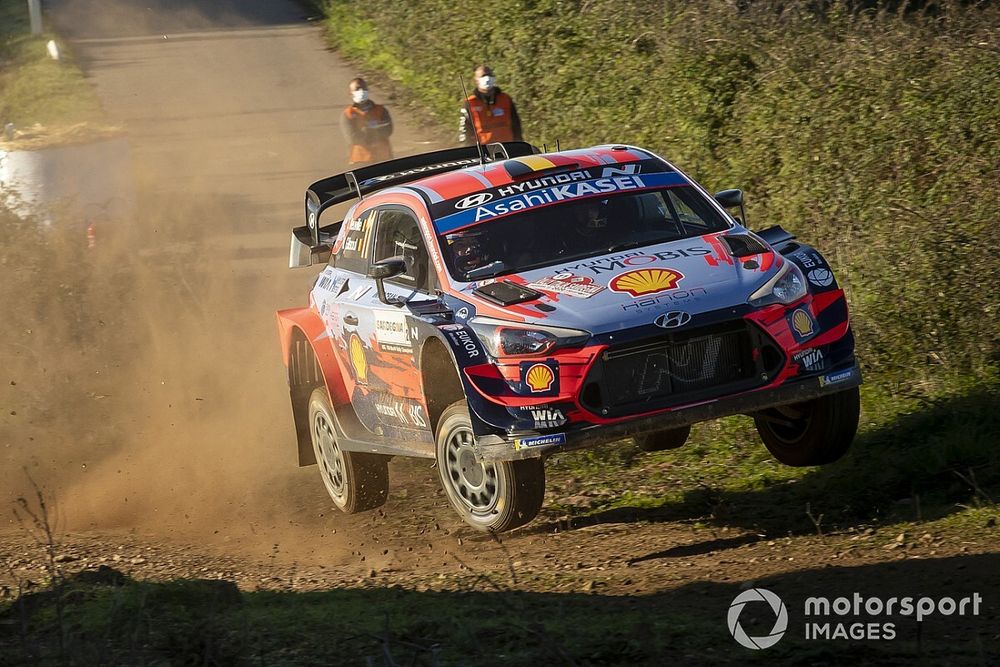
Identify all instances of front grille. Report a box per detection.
[582,320,782,417]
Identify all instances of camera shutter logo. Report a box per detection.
[727,588,788,650]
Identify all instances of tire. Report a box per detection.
[634,425,691,452]
[308,387,389,513]
[435,401,545,533]
[753,386,860,467]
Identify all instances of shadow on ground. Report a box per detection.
[2,553,997,665]
[538,387,1000,538]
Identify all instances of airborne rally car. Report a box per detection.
[276,142,861,532]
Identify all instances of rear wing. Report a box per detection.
[298,142,535,251]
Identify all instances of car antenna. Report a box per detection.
[556,139,561,151]
[460,75,487,166]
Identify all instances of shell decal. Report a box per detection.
[791,309,815,338]
[609,268,684,297]
[525,363,555,393]
[349,334,367,384]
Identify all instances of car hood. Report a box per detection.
[460,233,781,335]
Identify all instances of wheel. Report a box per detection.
[435,401,545,533]
[308,387,388,512]
[633,425,691,452]
[753,386,860,467]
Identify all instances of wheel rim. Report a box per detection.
[313,408,347,502]
[763,402,813,444]
[444,426,499,514]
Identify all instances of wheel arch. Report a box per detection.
[276,308,350,466]
[419,336,466,437]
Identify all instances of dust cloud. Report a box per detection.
[1,0,446,562]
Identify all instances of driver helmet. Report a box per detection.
[446,229,490,274]
[575,199,612,237]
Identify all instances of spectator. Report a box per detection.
[458,65,523,146]
[341,77,393,165]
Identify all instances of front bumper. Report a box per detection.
[473,364,862,462]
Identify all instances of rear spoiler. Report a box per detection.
[301,142,536,247]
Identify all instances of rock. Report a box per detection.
[129,557,146,565]
[54,554,79,563]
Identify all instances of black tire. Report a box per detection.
[753,386,860,467]
[634,425,691,452]
[308,387,388,513]
[435,401,545,533]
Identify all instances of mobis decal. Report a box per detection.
[609,268,684,297]
[526,273,605,298]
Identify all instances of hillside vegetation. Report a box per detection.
[321,0,999,520]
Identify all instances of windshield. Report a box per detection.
[439,185,731,282]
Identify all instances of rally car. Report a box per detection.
[276,142,861,532]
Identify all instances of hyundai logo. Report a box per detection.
[654,311,691,329]
[454,192,494,209]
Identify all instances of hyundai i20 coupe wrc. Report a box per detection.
[276,141,861,532]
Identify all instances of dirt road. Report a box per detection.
[1,1,997,661]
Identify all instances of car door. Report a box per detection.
[360,205,437,435]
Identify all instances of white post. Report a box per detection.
[28,0,42,35]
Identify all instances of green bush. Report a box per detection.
[321,0,999,394]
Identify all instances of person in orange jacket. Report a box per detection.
[458,65,523,146]
[341,77,393,165]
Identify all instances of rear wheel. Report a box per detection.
[435,401,545,532]
[753,386,860,467]
[633,425,691,452]
[308,387,389,513]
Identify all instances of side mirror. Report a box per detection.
[714,189,746,226]
[369,256,407,305]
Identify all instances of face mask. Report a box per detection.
[477,75,496,91]
[352,89,369,104]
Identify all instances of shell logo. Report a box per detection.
[791,309,814,338]
[349,334,367,384]
[525,363,555,393]
[609,268,683,297]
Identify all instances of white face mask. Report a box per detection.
[352,89,369,104]
[477,75,496,91]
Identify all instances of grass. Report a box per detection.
[0,0,108,146]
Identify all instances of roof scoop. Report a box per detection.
[722,233,769,258]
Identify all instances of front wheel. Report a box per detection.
[309,387,389,513]
[435,401,545,532]
[753,386,860,467]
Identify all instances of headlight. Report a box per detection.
[468,317,590,357]
[748,261,807,306]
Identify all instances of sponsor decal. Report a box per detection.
[496,170,588,197]
[794,249,826,270]
[456,307,470,319]
[374,396,428,428]
[819,368,855,387]
[654,311,691,329]
[789,307,816,343]
[609,268,684,297]
[600,164,639,177]
[349,284,371,301]
[793,348,825,372]
[446,328,481,359]
[349,334,367,384]
[439,323,465,332]
[525,363,555,393]
[359,158,480,186]
[432,171,687,233]
[524,406,567,429]
[374,311,411,353]
[807,268,834,288]
[621,286,708,312]
[454,192,494,209]
[348,217,365,232]
[561,246,711,276]
[526,272,606,298]
[513,432,567,450]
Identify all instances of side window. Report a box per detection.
[333,207,377,274]
[664,187,728,234]
[372,207,431,292]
